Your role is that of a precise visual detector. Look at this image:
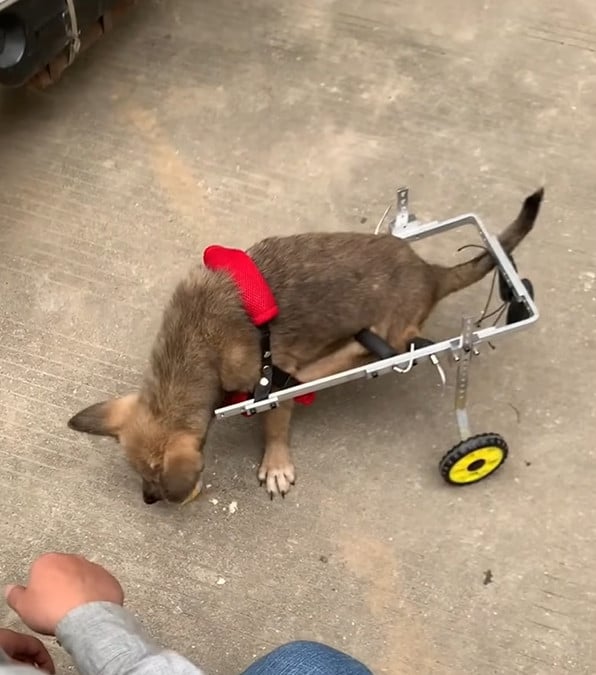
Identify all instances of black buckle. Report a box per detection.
[253,324,274,402]
[251,324,304,403]
[272,366,300,390]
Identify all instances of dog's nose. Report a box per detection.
[142,478,162,505]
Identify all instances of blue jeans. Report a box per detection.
[241,640,372,675]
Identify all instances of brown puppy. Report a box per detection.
[68,188,544,504]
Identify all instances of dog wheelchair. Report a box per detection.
[214,188,538,487]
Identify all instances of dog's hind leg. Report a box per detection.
[258,399,296,498]
[387,324,424,354]
[293,316,421,384]
[294,335,379,383]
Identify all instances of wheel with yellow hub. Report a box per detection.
[439,433,508,485]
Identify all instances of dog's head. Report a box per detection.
[67,394,205,505]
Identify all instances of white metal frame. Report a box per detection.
[213,187,538,421]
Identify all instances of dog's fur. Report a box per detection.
[68,188,544,504]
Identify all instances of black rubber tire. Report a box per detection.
[439,433,509,486]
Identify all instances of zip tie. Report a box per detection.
[65,0,81,65]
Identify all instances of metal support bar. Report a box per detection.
[454,316,474,441]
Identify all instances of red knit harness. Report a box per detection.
[203,245,315,411]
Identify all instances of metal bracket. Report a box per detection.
[395,187,410,228]
[392,187,411,231]
[65,0,81,65]
[389,186,418,235]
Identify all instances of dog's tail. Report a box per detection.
[434,187,544,300]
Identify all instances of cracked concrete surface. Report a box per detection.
[1,0,595,673]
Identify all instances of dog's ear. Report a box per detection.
[67,393,139,437]
[160,432,203,503]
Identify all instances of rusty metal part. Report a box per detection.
[26,0,138,89]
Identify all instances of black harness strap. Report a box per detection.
[253,324,274,402]
[272,365,302,390]
[252,324,304,402]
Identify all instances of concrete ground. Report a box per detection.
[1,0,594,673]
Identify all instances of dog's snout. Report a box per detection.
[142,479,162,505]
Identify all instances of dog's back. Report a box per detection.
[250,231,433,345]
[249,188,543,350]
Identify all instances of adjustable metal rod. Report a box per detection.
[454,316,475,441]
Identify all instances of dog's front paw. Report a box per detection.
[258,457,296,499]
